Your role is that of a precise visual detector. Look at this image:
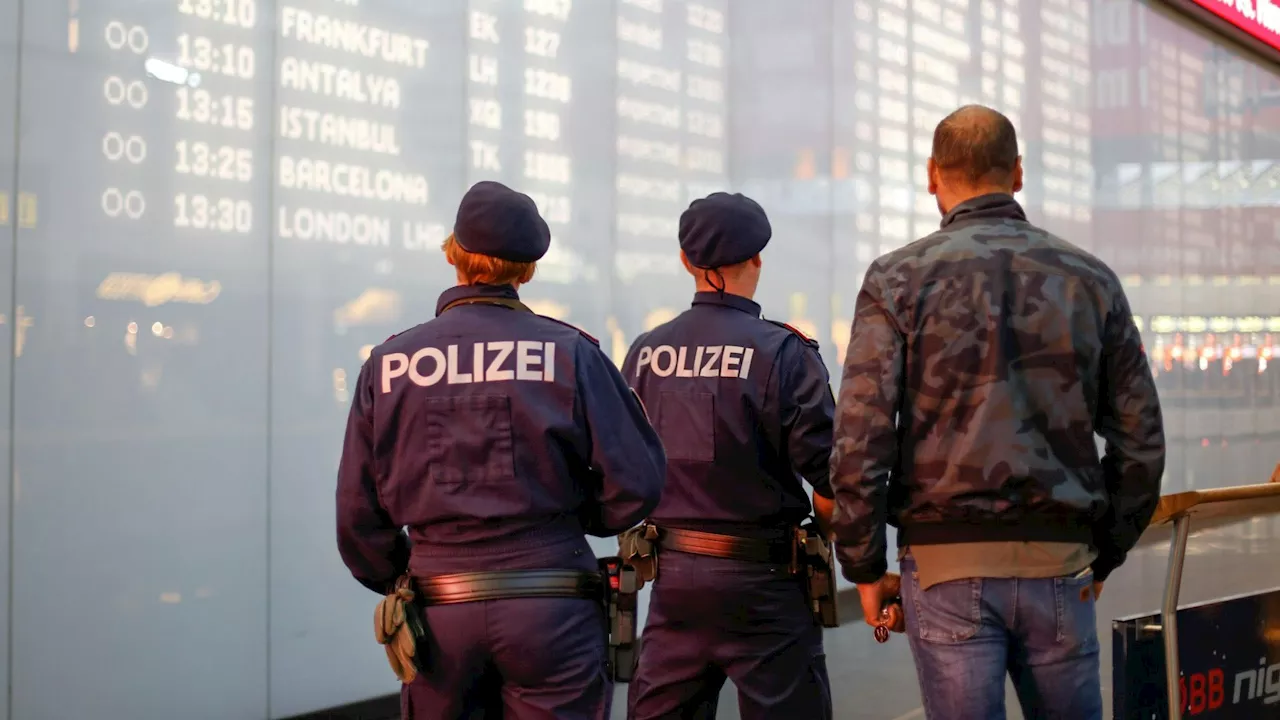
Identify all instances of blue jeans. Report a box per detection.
[900,556,1103,720]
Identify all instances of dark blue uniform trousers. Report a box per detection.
[403,536,611,719]
[626,550,832,720]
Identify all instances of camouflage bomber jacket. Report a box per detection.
[829,193,1166,585]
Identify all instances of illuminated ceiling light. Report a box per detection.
[84,316,95,328]
[151,321,163,336]
[127,321,138,334]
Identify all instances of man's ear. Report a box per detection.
[749,254,762,269]
[680,250,696,275]
[927,157,939,196]
[1011,156,1024,194]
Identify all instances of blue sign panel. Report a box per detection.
[1112,588,1280,718]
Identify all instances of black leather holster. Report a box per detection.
[598,557,640,683]
[793,523,840,628]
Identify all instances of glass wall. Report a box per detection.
[0,0,1276,716]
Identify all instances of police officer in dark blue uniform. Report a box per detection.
[622,192,837,720]
[336,180,667,719]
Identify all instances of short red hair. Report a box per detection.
[443,234,537,286]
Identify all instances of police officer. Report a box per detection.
[622,192,836,720]
[336,180,667,719]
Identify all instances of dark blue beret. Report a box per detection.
[453,181,551,263]
[678,192,772,269]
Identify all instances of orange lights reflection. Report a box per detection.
[644,307,677,331]
[333,368,349,405]
[523,299,569,321]
[334,288,402,328]
[96,272,221,307]
[605,317,627,368]
[0,306,33,358]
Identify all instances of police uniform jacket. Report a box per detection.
[622,292,836,540]
[337,283,667,593]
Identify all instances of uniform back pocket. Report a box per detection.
[423,396,522,516]
[656,391,715,462]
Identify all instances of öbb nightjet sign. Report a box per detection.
[1185,0,1280,55]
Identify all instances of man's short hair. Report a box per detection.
[931,105,1019,187]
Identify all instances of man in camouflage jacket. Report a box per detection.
[829,104,1165,719]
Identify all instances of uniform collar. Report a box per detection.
[691,291,761,317]
[940,193,1027,229]
[435,283,520,317]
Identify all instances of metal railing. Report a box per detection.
[1134,465,1280,720]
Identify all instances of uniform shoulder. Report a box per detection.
[531,313,600,346]
[626,310,690,348]
[376,321,430,350]
[763,318,820,350]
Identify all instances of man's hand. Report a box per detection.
[856,573,905,633]
[1080,581,1104,602]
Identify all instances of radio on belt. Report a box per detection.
[599,557,640,683]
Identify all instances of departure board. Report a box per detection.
[271,0,466,418]
[612,0,730,349]
[465,0,615,336]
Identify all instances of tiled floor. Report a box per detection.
[609,515,1280,719]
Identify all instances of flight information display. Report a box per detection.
[465,0,615,336]
[271,0,467,418]
[612,0,730,349]
[10,0,740,397]
[14,0,278,438]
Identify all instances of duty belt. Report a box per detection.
[656,526,793,565]
[414,569,603,606]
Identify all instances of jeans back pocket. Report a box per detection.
[905,567,983,645]
[1053,570,1100,654]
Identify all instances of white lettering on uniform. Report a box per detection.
[487,341,514,381]
[633,345,755,380]
[675,347,694,377]
[634,346,653,374]
[446,345,471,384]
[517,340,541,381]
[380,342,556,393]
[721,346,742,377]
[651,345,677,377]
[382,353,407,393]
[699,346,720,377]
[410,348,446,386]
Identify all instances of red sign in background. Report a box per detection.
[1185,0,1280,56]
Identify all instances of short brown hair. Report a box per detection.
[442,234,536,286]
[931,105,1019,187]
